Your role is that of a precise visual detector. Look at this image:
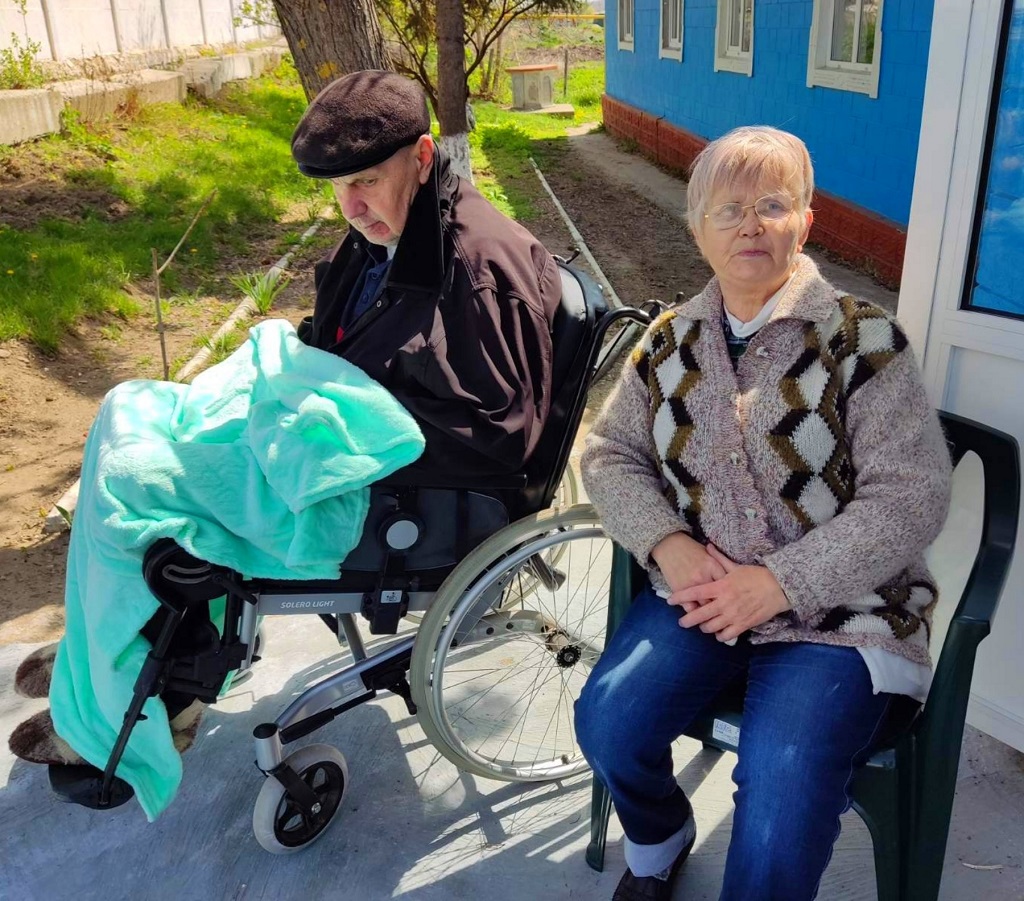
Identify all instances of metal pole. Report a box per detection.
[39,0,60,61]
[107,0,124,53]
[229,0,239,45]
[563,46,569,98]
[197,0,209,45]
[159,0,172,49]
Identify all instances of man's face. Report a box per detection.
[331,136,434,246]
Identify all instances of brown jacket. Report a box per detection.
[299,150,561,479]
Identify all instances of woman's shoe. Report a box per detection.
[612,816,697,901]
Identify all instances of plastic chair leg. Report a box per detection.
[851,765,906,901]
[586,777,613,872]
[584,545,636,873]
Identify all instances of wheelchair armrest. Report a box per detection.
[377,471,528,491]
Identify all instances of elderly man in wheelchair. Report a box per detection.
[9,69,651,853]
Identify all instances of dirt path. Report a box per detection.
[0,138,711,646]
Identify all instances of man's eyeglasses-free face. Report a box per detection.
[704,194,795,230]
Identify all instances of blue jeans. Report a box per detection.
[575,585,894,900]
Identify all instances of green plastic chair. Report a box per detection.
[585,411,1020,901]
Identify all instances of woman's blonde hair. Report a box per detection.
[686,126,814,236]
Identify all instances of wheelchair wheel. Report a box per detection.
[252,744,348,854]
[410,504,610,782]
[551,464,579,509]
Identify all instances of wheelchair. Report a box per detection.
[55,258,657,853]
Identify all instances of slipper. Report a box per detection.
[8,709,86,766]
[8,700,204,766]
[14,642,58,700]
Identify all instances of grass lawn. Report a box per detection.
[0,59,331,351]
[0,57,604,351]
[470,61,604,221]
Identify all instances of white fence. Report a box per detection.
[0,0,278,61]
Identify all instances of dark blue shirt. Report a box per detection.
[340,247,392,334]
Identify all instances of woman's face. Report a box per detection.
[695,179,813,302]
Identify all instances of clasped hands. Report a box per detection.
[650,532,791,643]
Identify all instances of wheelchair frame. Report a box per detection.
[64,260,659,854]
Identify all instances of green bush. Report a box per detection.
[0,31,44,89]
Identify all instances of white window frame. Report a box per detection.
[618,0,635,51]
[807,0,884,98]
[714,0,754,76]
[660,0,684,61]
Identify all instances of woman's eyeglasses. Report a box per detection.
[704,194,795,230]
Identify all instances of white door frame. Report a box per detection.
[899,0,1024,750]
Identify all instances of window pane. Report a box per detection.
[741,0,752,52]
[831,0,855,63]
[967,1,1024,318]
[857,1,878,64]
[730,0,741,49]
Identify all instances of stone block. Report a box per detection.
[54,69,186,123]
[217,53,255,83]
[0,89,64,145]
[508,64,558,111]
[182,59,225,99]
[526,102,575,119]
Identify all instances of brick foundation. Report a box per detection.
[602,94,906,288]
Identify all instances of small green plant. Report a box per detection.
[199,329,242,366]
[230,268,289,315]
[59,107,117,160]
[1,0,44,90]
[169,286,204,307]
[99,323,123,342]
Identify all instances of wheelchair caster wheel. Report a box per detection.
[252,744,348,854]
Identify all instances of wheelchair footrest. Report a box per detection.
[48,763,135,810]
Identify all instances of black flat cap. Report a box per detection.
[291,70,431,179]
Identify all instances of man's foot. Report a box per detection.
[612,815,697,901]
[14,643,58,699]
[8,709,86,765]
[8,700,204,765]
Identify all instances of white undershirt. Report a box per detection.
[723,272,795,336]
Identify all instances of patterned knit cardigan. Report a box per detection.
[581,255,952,664]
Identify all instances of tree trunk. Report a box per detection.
[436,0,472,182]
[271,0,391,101]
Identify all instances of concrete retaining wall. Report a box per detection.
[0,46,284,145]
[0,88,63,144]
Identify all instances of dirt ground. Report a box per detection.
[0,134,710,646]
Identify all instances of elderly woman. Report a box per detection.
[575,126,952,901]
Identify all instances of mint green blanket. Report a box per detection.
[50,320,424,819]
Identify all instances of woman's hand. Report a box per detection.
[667,544,791,642]
[650,532,727,612]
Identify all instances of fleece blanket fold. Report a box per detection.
[49,320,424,819]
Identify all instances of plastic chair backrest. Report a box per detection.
[913,411,1019,746]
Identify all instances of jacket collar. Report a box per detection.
[353,148,455,295]
[676,254,840,325]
